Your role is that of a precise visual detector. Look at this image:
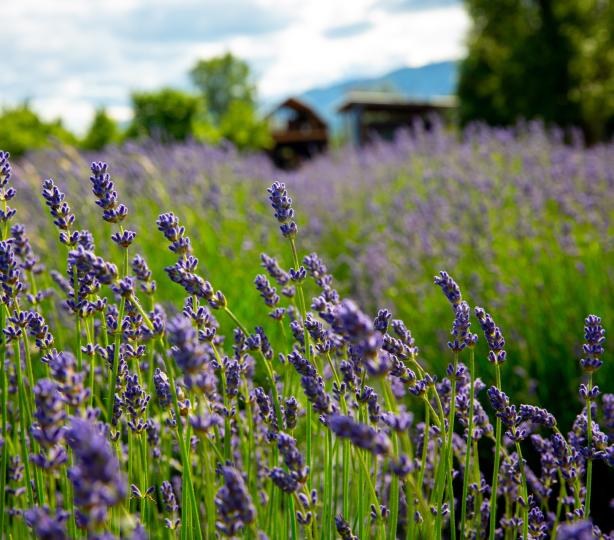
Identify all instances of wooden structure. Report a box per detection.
[338,92,456,146]
[267,97,328,168]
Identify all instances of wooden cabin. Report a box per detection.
[338,92,456,146]
[267,97,328,169]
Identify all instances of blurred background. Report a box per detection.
[2,1,613,155]
[2,0,614,475]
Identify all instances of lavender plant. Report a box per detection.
[0,143,612,540]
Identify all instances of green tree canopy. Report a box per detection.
[81,108,119,150]
[127,88,204,142]
[0,103,77,157]
[189,52,256,122]
[218,100,272,150]
[458,0,614,140]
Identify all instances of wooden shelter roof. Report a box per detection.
[267,97,328,129]
[337,91,457,113]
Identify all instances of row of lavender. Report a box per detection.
[14,122,614,424]
[1,146,613,539]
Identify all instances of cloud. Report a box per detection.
[375,0,460,12]
[118,0,293,43]
[0,0,469,132]
[323,21,374,39]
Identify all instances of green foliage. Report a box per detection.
[0,103,77,157]
[127,88,204,142]
[81,108,119,150]
[189,52,256,122]
[459,0,614,140]
[218,101,272,150]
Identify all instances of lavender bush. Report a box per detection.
[0,142,612,539]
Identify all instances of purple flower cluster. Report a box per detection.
[267,181,297,238]
[215,466,256,536]
[475,307,507,364]
[89,161,128,224]
[580,315,606,373]
[328,414,391,455]
[66,417,126,528]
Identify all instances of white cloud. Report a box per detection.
[0,0,468,133]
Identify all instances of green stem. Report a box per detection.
[289,238,315,486]
[211,343,232,460]
[13,341,35,508]
[445,354,458,540]
[514,441,529,540]
[106,296,126,423]
[489,364,503,540]
[460,349,476,536]
[162,353,203,539]
[584,373,593,519]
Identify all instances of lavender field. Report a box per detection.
[2,122,614,539]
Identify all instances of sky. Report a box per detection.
[1,0,469,133]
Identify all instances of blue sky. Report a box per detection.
[1,0,468,132]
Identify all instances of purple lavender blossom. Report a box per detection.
[167,315,216,393]
[579,315,605,373]
[475,307,507,364]
[111,229,136,248]
[373,309,392,332]
[90,161,128,223]
[24,506,69,539]
[328,414,391,455]
[556,520,595,539]
[0,151,16,225]
[448,301,478,352]
[30,380,68,471]
[66,417,127,528]
[284,396,299,430]
[0,240,24,303]
[132,254,156,295]
[42,349,89,407]
[215,466,256,536]
[156,212,191,256]
[160,480,179,521]
[254,274,279,308]
[335,515,358,540]
[267,181,297,238]
[333,299,383,369]
[434,271,462,307]
[260,253,289,285]
[122,372,150,432]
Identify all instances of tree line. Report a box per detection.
[0,53,271,156]
[458,0,614,142]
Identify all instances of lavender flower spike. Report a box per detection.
[66,417,126,528]
[449,300,478,352]
[267,181,297,238]
[328,414,391,455]
[0,150,17,225]
[580,314,605,373]
[89,161,128,224]
[434,270,462,307]
[215,466,256,536]
[475,306,507,364]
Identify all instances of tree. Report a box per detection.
[81,108,119,150]
[127,88,204,142]
[218,101,272,150]
[0,103,77,157]
[189,53,256,122]
[458,0,614,140]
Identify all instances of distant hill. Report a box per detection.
[298,60,458,132]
